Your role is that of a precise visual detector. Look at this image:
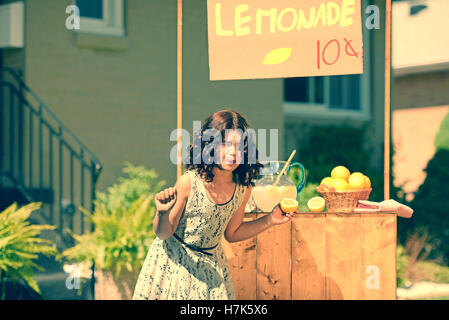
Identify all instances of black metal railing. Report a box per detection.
[0,67,102,249]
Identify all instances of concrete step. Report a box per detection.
[34,255,94,300]
[34,271,94,300]
[2,253,94,300]
[1,272,93,300]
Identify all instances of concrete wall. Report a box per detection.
[1,0,25,71]
[21,0,283,191]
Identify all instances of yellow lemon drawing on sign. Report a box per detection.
[262,47,292,65]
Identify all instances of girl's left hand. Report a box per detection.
[270,204,297,225]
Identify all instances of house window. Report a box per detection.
[77,0,103,19]
[283,69,370,120]
[283,0,370,120]
[75,0,124,36]
[285,74,362,111]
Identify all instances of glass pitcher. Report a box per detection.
[248,161,306,213]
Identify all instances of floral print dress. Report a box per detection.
[132,170,247,300]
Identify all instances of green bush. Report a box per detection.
[296,124,390,202]
[61,162,166,279]
[96,161,166,213]
[399,149,449,263]
[396,111,449,263]
[434,111,449,151]
[397,234,449,286]
[414,260,449,283]
[0,203,58,299]
[397,245,410,287]
[299,125,372,183]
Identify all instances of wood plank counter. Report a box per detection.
[222,212,397,300]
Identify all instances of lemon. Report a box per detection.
[365,175,371,188]
[307,197,325,212]
[320,177,334,190]
[348,172,367,190]
[329,177,349,191]
[331,166,351,181]
[280,198,299,214]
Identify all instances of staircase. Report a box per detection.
[0,67,102,299]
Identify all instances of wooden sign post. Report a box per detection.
[384,0,391,200]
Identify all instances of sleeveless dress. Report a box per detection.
[132,170,247,300]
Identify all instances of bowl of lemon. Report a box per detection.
[316,166,372,213]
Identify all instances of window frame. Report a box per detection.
[283,1,371,121]
[73,0,125,37]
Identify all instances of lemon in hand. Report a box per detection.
[280,198,299,214]
[348,172,367,190]
[331,166,351,181]
[307,196,325,212]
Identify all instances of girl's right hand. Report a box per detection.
[270,204,296,225]
[155,186,177,214]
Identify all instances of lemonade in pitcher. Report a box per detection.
[250,161,306,212]
[252,185,298,212]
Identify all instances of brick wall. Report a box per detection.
[394,70,449,110]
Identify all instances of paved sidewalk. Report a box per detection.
[397,281,449,300]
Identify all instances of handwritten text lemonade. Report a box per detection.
[214,0,357,37]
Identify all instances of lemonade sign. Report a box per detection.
[207,0,363,80]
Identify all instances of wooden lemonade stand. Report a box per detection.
[175,0,396,299]
[223,151,397,300]
[223,211,397,300]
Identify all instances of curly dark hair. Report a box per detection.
[184,109,262,186]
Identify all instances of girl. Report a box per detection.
[132,109,296,300]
